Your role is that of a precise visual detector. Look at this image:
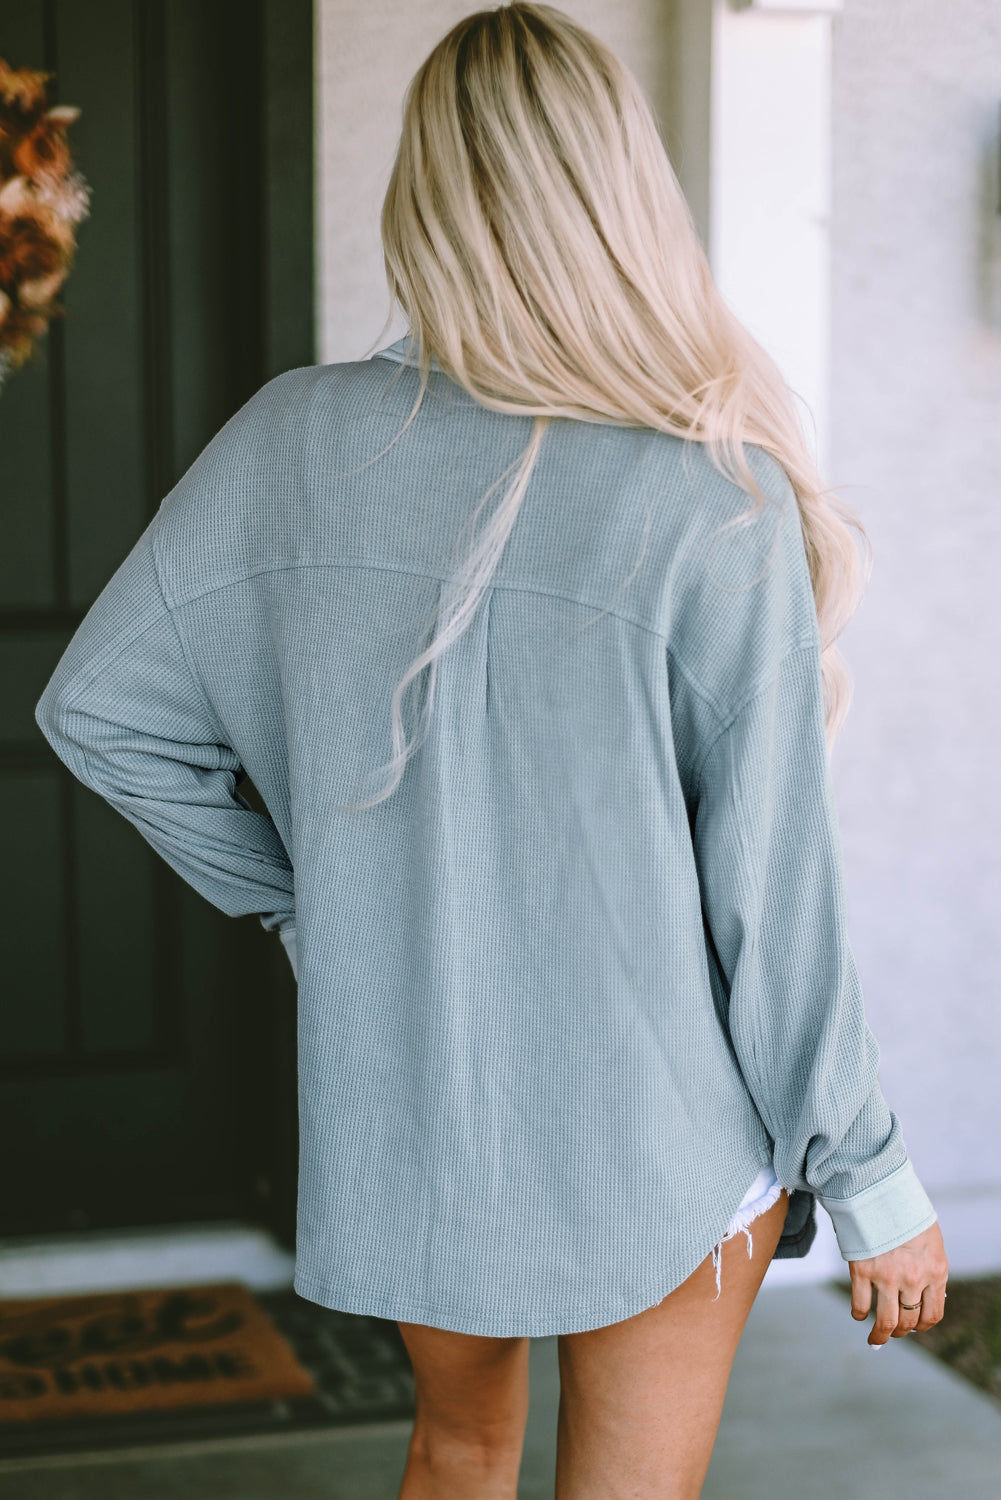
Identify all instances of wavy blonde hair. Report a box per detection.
[342,0,870,813]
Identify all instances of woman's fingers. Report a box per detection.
[868,1282,903,1345]
[890,1286,926,1337]
[849,1266,915,1344]
[849,1270,947,1344]
[914,1283,946,1332]
[846,1222,949,1345]
[849,1268,874,1323]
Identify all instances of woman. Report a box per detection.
[35,3,948,1496]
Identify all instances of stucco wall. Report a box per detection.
[828,0,1001,1272]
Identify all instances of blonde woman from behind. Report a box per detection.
[366,5,948,1498]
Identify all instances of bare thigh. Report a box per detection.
[395,1321,530,1499]
[555,1188,789,1500]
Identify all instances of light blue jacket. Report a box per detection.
[34,336,938,1336]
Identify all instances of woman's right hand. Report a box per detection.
[847,1220,949,1345]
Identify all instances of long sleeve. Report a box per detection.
[691,638,938,1261]
[34,526,296,938]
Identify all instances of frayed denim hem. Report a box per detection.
[710,1170,786,1300]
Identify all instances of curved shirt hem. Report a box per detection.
[292,1251,719,1339]
[292,1152,779,1339]
[290,1270,718,1338]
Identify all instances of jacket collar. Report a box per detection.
[371,334,444,373]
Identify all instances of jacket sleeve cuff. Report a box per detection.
[817,1158,938,1260]
[278,924,298,982]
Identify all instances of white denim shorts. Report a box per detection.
[710,1162,784,1299]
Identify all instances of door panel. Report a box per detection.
[0,0,313,1241]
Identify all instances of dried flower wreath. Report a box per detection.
[0,56,91,390]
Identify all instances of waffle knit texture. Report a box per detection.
[34,337,938,1336]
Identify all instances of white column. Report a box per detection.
[707,0,841,479]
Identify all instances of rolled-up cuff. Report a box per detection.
[279,924,298,982]
[818,1157,938,1260]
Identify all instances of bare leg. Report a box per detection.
[555,1188,789,1499]
[395,1189,788,1499]
[396,1321,530,1500]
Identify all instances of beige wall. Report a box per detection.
[828,0,1001,1270]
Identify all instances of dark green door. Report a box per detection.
[0,0,313,1243]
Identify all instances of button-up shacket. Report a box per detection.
[34,336,938,1336]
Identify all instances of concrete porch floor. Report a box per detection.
[2,1283,1000,1499]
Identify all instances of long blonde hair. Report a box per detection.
[344,1,870,813]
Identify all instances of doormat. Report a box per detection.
[0,1282,315,1422]
[0,1287,416,1463]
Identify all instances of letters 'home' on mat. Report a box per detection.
[0,1282,315,1423]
